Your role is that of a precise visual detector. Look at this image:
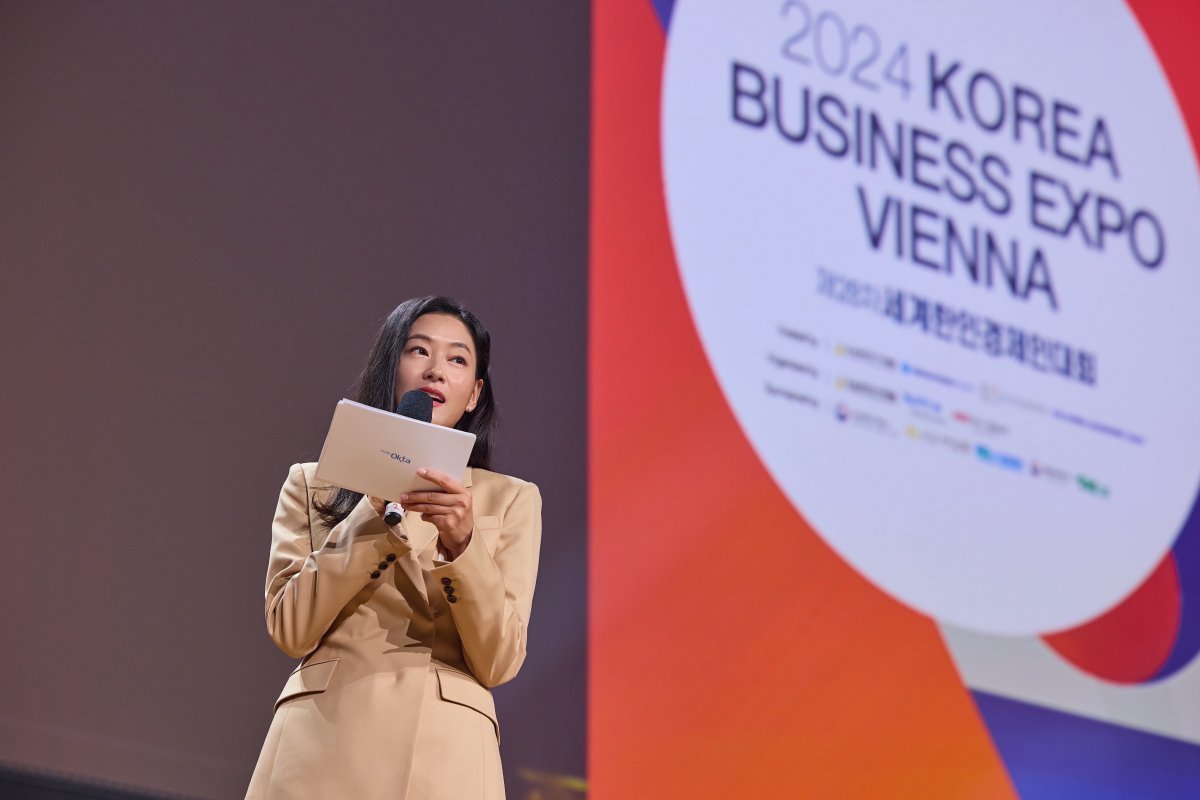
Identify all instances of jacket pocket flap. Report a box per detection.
[275,658,339,709]
[436,669,499,742]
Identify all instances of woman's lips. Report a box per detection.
[419,387,445,405]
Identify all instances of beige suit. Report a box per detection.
[246,462,541,800]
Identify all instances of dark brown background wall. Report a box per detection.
[0,2,588,797]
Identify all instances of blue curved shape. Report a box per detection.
[651,0,674,30]
[973,691,1200,798]
[1153,501,1200,679]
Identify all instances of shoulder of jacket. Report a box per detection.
[291,462,327,496]
[471,467,536,493]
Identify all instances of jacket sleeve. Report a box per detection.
[431,480,542,688]
[264,463,414,659]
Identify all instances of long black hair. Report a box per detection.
[313,296,498,527]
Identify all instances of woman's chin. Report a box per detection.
[431,409,459,428]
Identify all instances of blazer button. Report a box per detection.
[441,577,452,586]
[371,571,381,579]
[443,585,455,595]
[447,595,458,604]
[378,561,389,570]
[386,554,397,562]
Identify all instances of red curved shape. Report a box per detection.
[1127,0,1200,168]
[1042,554,1182,684]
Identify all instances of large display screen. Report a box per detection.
[591,1,1200,796]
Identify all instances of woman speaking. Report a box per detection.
[246,296,542,799]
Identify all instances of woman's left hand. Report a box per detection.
[400,468,473,560]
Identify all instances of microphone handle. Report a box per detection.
[383,502,405,526]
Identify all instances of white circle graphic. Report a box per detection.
[662,0,1200,634]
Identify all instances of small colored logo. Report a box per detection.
[1030,460,1070,483]
[1076,473,1111,498]
[975,445,1023,472]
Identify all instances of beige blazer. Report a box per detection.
[246,462,542,800]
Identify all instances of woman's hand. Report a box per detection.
[400,467,473,560]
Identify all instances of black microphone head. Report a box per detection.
[395,389,434,423]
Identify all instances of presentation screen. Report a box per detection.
[591,1,1200,796]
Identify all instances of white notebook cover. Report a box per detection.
[314,399,477,499]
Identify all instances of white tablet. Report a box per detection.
[314,399,477,499]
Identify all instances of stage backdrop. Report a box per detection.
[591,1,1200,797]
[0,3,586,799]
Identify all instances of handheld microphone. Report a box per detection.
[383,389,434,526]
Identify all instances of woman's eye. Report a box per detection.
[408,346,428,356]
[452,356,468,365]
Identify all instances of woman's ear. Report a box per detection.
[467,378,484,412]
